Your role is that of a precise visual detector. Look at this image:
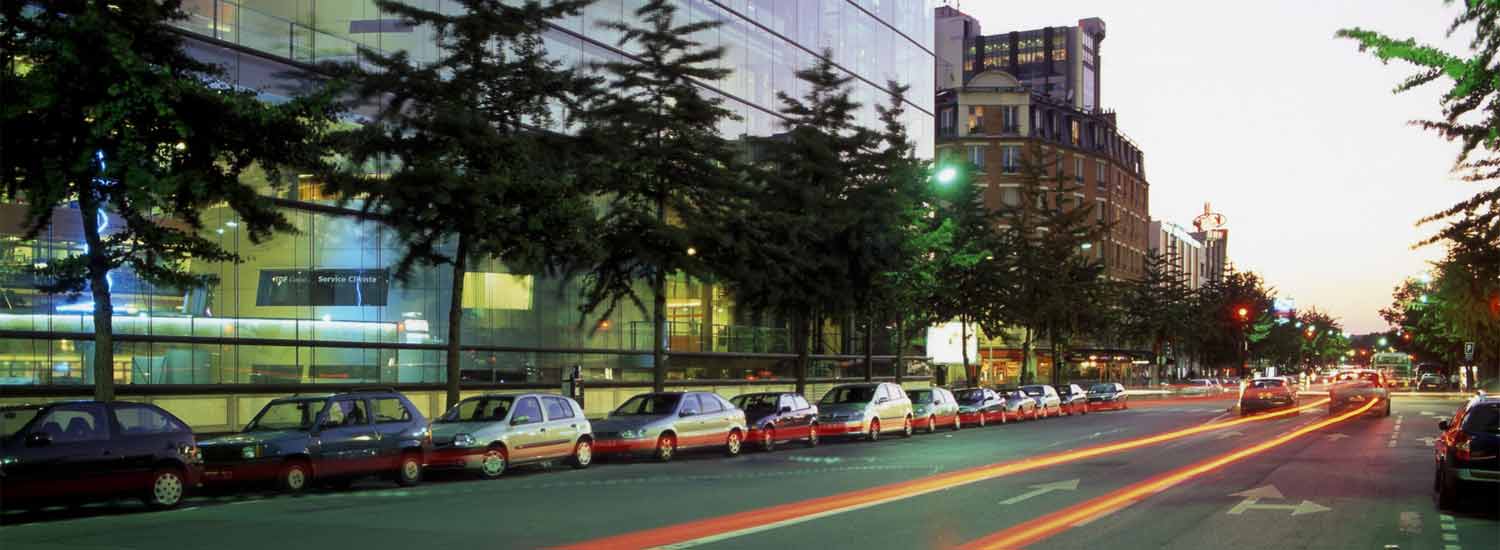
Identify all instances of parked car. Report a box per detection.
[1434,393,1499,509]
[908,387,961,432]
[1054,384,1089,415]
[816,383,914,440]
[1419,374,1446,392]
[426,393,592,478]
[1183,379,1218,395]
[1021,385,1064,418]
[197,389,429,493]
[999,388,1041,420]
[953,387,1006,427]
[1240,377,1299,416]
[1329,369,1391,417]
[1087,383,1129,410]
[0,401,202,510]
[731,392,818,451]
[592,392,747,461]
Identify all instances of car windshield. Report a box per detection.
[908,390,934,404]
[822,386,877,404]
[1021,386,1045,397]
[437,396,515,423]
[246,400,322,431]
[732,394,779,410]
[1250,379,1285,389]
[1091,384,1114,392]
[1462,404,1499,434]
[955,389,987,403]
[1,406,42,438]
[614,394,681,415]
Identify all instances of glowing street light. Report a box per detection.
[935,166,958,186]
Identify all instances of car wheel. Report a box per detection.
[807,424,820,447]
[977,413,986,428]
[655,434,677,462]
[142,467,186,510]
[570,439,593,469]
[278,460,311,494]
[759,427,776,452]
[867,419,881,442]
[1435,465,1460,510]
[725,430,743,457]
[396,452,423,487]
[479,447,508,479]
[1384,402,1392,417]
[952,415,962,431]
[927,415,939,433]
[902,416,914,438]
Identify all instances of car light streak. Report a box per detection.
[959,398,1381,550]
[552,398,1331,550]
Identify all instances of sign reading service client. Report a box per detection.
[256,269,390,306]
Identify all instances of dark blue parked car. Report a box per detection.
[1434,393,1500,509]
[197,389,429,493]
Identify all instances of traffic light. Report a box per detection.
[1236,307,1249,320]
[1378,337,1388,346]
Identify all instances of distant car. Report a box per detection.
[1182,379,1218,395]
[1240,377,1299,416]
[0,401,202,510]
[1420,374,1446,392]
[1021,385,1064,418]
[816,383,914,441]
[1329,369,1391,417]
[999,388,1041,420]
[426,393,592,478]
[592,392,747,461]
[1434,394,1499,509]
[1088,383,1128,410]
[908,387,961,432]
[198,389,429,493]
[731,392,818,451]
[954,387,1006,427]
[1054,384,1089,415]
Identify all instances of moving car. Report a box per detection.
[427,393,592,478]
[1434,393,1499,509]
[1240,377,1299,416]
[731,392,819,451]
[1329,369,1391,416]
[999,388,1041,420]
[0,401,202,510]
[1054,384,1089,415]
[1021,384,1064,418]
[197,389,429,493]
[1183,379,1219,395]
[908,387,961,432]
[1087,383,1129,410]
[816,383,914,440]
[592,392,747,461]
[1419,374,1446,391]
[954,387,1006,427]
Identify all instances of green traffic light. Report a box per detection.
[935,166,958,185]
[1378,337,1387,346]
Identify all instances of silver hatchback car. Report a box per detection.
[1021,384,1064,418]
[591,392,748,462]
[816,383,915,440]
[428,393,593,478]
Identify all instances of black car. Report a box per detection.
[1434,394,1499,509]
[196,389,430,493]
[0,401,202,510]
[1419,374,1446,391]
[1087,383,1128,410]
[1054,384,1089,415]
[731,392,819,451]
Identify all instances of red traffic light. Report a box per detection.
[1236,307,1249,319]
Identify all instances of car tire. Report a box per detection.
[1384,402,1391,417]
[278,459,311,494]
[977,413,986,428]
[807,424,820,447]
[1435,464,1460,510]
[952,416,962,431]
[570,439,593,469]
[902,416,914,438]
[759,427,776,452]
[927,415,939,433]
[396,451,423,487]
[725,430,743,457]
[867,419,881,442]
[142,467,186,510]
[655,434,677,462]
[479,446,508,479]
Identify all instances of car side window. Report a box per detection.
[371,398,412,424]
[113,404,188,435]
[34,405,109,443]
[680,394,702,413]
[794,395,811,410]
[699,394,723,413]
[542,397,573,420]
[512,397,543,424]
[325,399,369,427]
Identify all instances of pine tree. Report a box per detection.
[322,0,599,409]
[1,0,342,400]
[1121,249,1193,383]
[574,0,742,392]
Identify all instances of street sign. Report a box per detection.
[1226,485,1330,516]
[1464,342,1475,361]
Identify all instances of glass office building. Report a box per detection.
[0,1,937,391]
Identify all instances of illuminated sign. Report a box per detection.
[256,268,390,306]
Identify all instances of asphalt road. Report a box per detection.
[1,394,1493,550]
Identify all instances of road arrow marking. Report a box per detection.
[1416,437,1437,447]
[1000,479,1081,505]
[1215,431,1245,440]
[1324,433,1350,442]
[1226,485,1330,516]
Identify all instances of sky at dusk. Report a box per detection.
[954,0,1478,333]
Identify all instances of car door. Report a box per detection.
[505,396,548,462]
[541,396,581,459]
[4,404,115,500]
[109,403,193,493]
[369,396,416,469]
[788,395,813,437]
[315,398,378,477]
[675,395,705,448]
[696,394,730,447]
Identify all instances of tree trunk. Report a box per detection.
[894,317,905,384]
[1049,327,1063,386]
[653,190,668,392]
[863,311,874,382]
[1021,327,1034,385]
[445,233,469,411]
[78,194,113,402]
[960,316,973,386]
[793,309,809,395]
[1151,336,1162,387]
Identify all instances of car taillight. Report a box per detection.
[1454,432,1471,462]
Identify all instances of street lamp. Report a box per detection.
[935,166,958,186]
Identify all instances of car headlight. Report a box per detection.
[241,445,262,459]
[619,429,648,439]
[452,433,478,448]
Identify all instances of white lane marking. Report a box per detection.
[1416,437,1438,447]
[999,479,1081,505]
[1225,485,1331,516]
[1214,431,1245,440]
[1324,433,1350,441]
[1442,533,1458,542]
[1440,522,1455,531]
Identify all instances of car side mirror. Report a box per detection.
[679,408,699,417]
[510,415,531,425]
[779,406,793,414]
[1438,420,1450,431]
[24,432,51,447]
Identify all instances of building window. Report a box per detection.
[967,105,985,134]
[1070,119,1081,146]
[1001,105,1019,134]
[939,107,957,137]
[1001,146,1021,174]
[968,145,985,169]
[1074,158,1084,184]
